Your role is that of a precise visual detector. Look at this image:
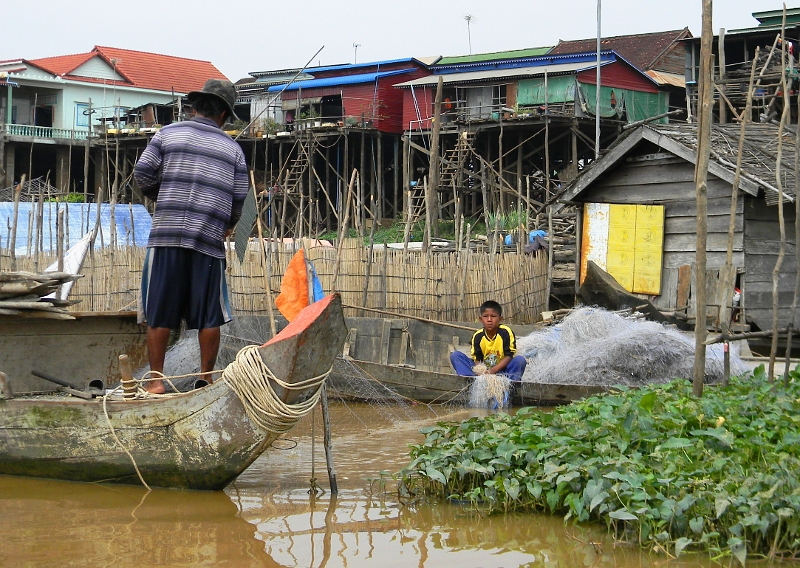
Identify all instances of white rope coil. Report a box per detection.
[222,345,330,434]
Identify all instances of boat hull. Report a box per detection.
[330,359,608,406]
[0,295,346,489]
[0,311,147,393]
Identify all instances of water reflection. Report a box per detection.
[1,402,726,567]
[0,476,275,567]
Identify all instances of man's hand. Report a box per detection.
[224,228,233,238]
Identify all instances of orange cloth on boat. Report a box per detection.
[275,249,309,322]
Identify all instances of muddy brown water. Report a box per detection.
[0,402,741,567]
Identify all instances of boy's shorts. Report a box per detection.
[140,247,232,330]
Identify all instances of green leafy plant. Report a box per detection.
[486,210,528,232]
[401,366,800,564]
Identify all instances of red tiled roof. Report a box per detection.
[27,46,228,94]
[550,29,692,72]
[28,52,97,76]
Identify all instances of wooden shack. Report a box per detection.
[559,123,798,334]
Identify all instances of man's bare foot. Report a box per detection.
[145,379,166,394]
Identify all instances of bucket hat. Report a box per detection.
[187,79,239,120]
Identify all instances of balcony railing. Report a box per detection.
[3,124,89,141]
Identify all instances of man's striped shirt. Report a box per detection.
[134,116,248,259]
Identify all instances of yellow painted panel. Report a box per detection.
[632,205,664,295]
[606,204,637,291]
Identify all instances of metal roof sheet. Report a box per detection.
[394,61,611,88]
[645,70,685,88]
[306,58,422,73]
[435,47,553,66]
[268,68,415,92]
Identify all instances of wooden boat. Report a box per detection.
[0,294,346,490]
[327,315,607,406]
[0,311,148,394]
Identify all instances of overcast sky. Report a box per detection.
[5,0,788,80]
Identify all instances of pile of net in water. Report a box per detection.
[468,374,512,408]
[516,307,748,387]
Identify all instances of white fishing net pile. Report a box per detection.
[516,307,748,386]
[468,374,512,408]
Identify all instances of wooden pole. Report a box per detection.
[718,28,727,124]
[303,246,337,495]
[252,173,277,338]
[769,9,789,381]
[9,175,24,271]
[428,76,444,241]
[786,72,800,385]
[719,49,759,385]
[333,169,357,290]
[692,0,714,397]
[119,353,137,400]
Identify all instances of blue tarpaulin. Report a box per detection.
[0,202,152,254]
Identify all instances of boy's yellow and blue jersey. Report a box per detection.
[470,325,517,368]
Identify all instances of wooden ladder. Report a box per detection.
[440,131,476,189]
[281,137,317,193]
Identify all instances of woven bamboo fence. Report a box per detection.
[230,238,548,324]
[3,238,549,324]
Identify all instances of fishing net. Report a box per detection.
[516,307,748,387]
[468,374,512,408]
[132,314,440,425]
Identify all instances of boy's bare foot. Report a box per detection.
[145,379,166,394]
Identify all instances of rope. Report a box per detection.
[98,344,329,489]
[222,345,331,433]
[101,388,151,490]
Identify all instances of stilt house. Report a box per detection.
[559,123,798,334]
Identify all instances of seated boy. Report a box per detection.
[450,300,527,382]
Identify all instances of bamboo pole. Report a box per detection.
[9,175,24,271]
[719,49,759,385]
[692,0,714,397]
[428,76,443,240]
[251,172,277,337]
[333,170,357,291]
[769,8,789,381]
[786,59,800,385]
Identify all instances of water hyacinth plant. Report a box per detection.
[400,365,800,564]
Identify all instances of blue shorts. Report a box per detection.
[140,247,232,330]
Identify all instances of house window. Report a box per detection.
[580,203,665,295]
[76,103,90,127]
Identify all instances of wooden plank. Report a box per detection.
[590,175,731,200]
[664,251,744,269]
[744,240,797,255]
[664,232,744,253]
[665,196,741,217]
[593,162,697,187]
[745,219,798,241]
[676,265,692,310]
[665,214,743,234]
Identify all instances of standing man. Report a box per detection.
[135,79,248,393]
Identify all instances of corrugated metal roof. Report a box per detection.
[306,58,422,73]
[432,50,616,73]
[268,68,415,92]
[394,61,611,88]
[435,47,553,66]
[645,70,685,88]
